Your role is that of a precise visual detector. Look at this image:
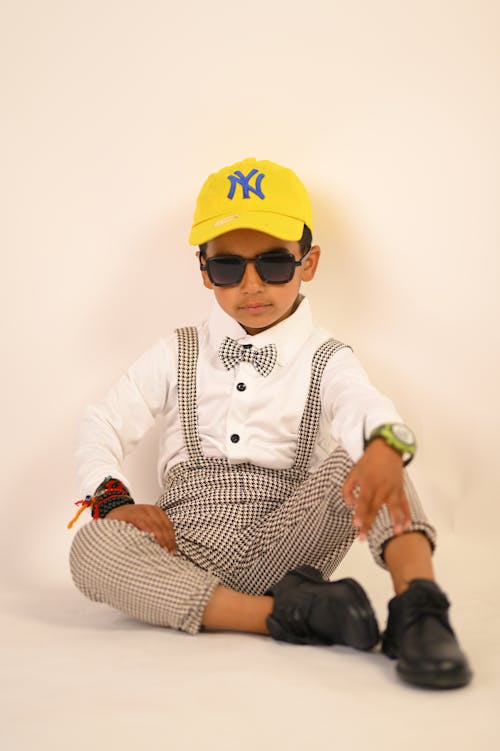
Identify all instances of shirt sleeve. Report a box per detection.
[320,347,403,463]
[74,336,175,497]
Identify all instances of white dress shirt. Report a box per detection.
[75,296,402,497]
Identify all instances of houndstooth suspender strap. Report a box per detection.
[293,338,351,473]
[175,326,205,465]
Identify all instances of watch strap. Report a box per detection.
[364,423,416,466]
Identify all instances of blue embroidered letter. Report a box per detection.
[227,169,265,200]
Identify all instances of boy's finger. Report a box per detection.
[356,500,380,539]
[355,484,392,538]
[155,523,175,552]
[139,516,171,550]
[342,474,360,507]
[142,509,175,550]
[389,492,411,534]
[351,484,375,530]
[158,519,177,553]
[165,531,177,554]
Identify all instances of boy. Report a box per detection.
[69,157,471,689]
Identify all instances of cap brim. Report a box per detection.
[189,212,304,245]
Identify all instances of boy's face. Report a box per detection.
[199,228,320,335]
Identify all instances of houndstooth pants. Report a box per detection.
[70,328,436,635]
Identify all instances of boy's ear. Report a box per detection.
[202,272,214,290]
[196,251,214,290]
[301,245,321,282]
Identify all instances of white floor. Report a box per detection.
[2,533,499,751]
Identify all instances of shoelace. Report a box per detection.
[403,590,453,633]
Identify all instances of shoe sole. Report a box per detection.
[332,578,380,651]
[397,661,473,689]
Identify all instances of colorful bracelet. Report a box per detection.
[67,476,135,529]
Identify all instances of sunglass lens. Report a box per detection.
[208,257,244,286]
[257,254,294,283]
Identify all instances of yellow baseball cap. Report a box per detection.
[189,157,313,245]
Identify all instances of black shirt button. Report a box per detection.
[236,382,246,392]
[230,433,240,443]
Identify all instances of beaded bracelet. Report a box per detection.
[95,496,135,518]
[67,476,135,529]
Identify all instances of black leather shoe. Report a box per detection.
[382,579,472,689]
[266,565,380,650]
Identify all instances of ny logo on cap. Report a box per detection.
[227,169,265,200]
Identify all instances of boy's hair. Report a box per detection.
[199,224,312,257]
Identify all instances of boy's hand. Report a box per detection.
[105,504,177,553]
[343,439,411,540]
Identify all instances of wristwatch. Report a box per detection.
[364,423,416,466]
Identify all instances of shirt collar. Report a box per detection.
[207,294,314,368]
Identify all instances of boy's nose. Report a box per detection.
[239,260,265,291]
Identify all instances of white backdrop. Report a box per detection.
[1,0,499,591]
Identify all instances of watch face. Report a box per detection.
[392,424,415,446]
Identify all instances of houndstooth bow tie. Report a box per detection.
[218,337,278,377]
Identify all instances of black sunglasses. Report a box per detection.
[199,248,311,287]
